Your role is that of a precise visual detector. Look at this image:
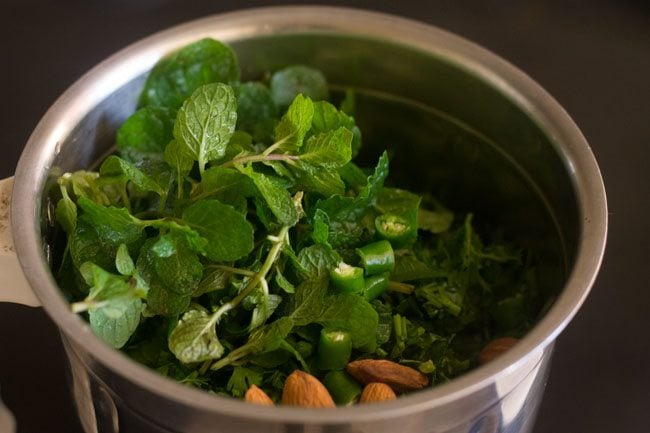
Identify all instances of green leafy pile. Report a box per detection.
[54,38,539,401]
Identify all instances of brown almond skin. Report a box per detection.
[281,370,336,408]
[346,360,429,393]
[360,382,397,403]
[245,384,274,406]
[478,337,519,365]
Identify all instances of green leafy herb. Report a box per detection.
[55,39,541,404]
[140,38,239,109]
[173,83,237,175]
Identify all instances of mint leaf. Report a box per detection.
[236,82,278,143]
[69,219,115,270]
[55,187,77,235]
[274,94,314,150]
[164,139,194,187]
[311,209,330,246]
[89,298,142,349]
[115,244,135,276]
[100,155,167,197]
[199,166,256,205]
[310,100,361,157]
[393,251,437,282]
[296,244,339,280]
[168,305,225,363]
[137,239,191,317]
[270,65,328,110]
[290,162,345,197]
[116,106,176,162]
[298,127,352,168]
[77,197,144,244]
[290,278,329,326]
[245,170,298,226]
[140,38,239,109]
[151,233,203,296]
[182,200,254,262]
[173,83,237,174]
[195,268,230,297]
[210,317,294,371]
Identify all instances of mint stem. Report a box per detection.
[220,153,298,168]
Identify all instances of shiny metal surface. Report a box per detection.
[10,6,606,433]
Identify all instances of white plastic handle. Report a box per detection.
[0,177,40,307]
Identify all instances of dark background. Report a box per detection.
[1,1,648,432]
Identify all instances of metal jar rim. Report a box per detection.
[11,5,607,424]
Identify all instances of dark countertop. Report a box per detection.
[1,1,648,432]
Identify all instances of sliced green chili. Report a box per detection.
[316,329,352,371]
[363,272,390,301]
[356,240,395,276]
[330,262,365,293]
[322,370,362,406]
[375,214,414,247]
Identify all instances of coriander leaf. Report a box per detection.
[89,298,142,349]
[236,82,278,143]
[77,197,145,247]
[416,282,464,317]
[296,244,339,280]
[244,170,298,226]
[298,127,352,168]
[168,305,225,363]
[418,208,454,234]
[182,199,254,262]
[140,38,239,109]
[173,83,237,174]
[116,106,176,162]
[227,366,263,398]
[99,155,167,197]
[115,244,135,276]
[55,187,77,235]
[274,94,313,150]
[310,100,361,157]
[270,65,328,110]
[317,293,378,349]
[151,233,203,296]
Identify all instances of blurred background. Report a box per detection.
[0,1,648,432]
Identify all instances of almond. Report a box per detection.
[245,384,274,406]
[360,382,397,403]
[281,370,335,408]
[346,360,428,393]
[478,337,519,365]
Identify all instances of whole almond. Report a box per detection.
[346,360,428,393]
[245,384,274,406]
[478,337,519,365]
[281,370,335,408]
[360,382,397,403]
